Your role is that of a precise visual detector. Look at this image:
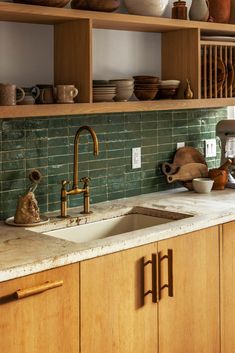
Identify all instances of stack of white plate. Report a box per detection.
[109,79,134,102]
[93,81,116,102]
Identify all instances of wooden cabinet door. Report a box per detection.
[0,264,79,353]
[221,221,235,353]
[158,227,220,353]
[80,243,158,353]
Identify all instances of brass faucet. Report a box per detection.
[60,126,99,218]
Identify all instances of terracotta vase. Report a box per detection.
[209,0,231,23]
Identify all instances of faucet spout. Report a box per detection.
[73,126,99,189]
[60,125,99,218]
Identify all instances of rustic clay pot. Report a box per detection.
[209,0,231,23]
[71,0,120,12]
[208,169,228,190]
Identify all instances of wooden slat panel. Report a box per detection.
[209,45,213,98]
[214,46,218,98]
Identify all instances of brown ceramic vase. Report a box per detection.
[209,0,231,23]
[208,169,228,190]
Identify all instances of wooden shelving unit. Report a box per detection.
[0,2,235,119]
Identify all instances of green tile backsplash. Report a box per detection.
[0,108,227,220]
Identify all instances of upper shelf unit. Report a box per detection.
[1,2,235,119]
[1,2,235,34]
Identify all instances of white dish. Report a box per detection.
[192,178,214,194]
[201,36,235,42]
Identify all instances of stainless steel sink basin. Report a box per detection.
[44,207,191,244]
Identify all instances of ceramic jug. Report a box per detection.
[189,0,209,21]
[209,0,231,23]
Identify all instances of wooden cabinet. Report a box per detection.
[221,221,235,353]
[80,226,220,353]
[0,264,79,353]
[158,226,220,353]
[80,243,158,353]
[1,2,235,119]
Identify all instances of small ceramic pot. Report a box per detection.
[208,169,228,190]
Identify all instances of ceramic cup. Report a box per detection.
[17,86,40,105]
[36,84,54,104]
[54,85,79,103]
[0,83,25,106]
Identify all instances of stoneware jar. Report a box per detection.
[189,0,209,21]
[0,83,25,106]
[124,0,169,17]
[209,0,231,23]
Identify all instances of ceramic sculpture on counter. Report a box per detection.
[14,170,42,225]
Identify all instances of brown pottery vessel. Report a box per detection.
[209,0,231,23]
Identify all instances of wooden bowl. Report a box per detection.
[134,89,158,101]
[14,0,70,7]
[133,76,160,84]
[71,0,120,11]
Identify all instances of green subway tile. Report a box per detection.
[2,150,26,162]
[124,139,142,148]
[2,160,25,171]
[90,185,107,196]
[125,131,141,140]
[108,190,125,201]
[26,139,47,150]
[26,157,47,169]
[107,150,125,159]
[158,135,172,144]
[89,177,107,187]
[2,130,25,141]
[107,113,124,124]
[107,165,126,176]
[24,118,49,129]
[48,127,68,138]
[172,126,188,136]
[141,130,157,138]
[48,155,73,166]
[125,112,141,123]
[141,112,158,122]
[89,160,108,170]
[141,137,158,146]
[125,188,141,197]
[90,194,107,204]
[125,122,140,132]
[173,111,188,120]
[2,119,25,131]
[2,179,26,191]
[48,164,68,176]
[108,174,125,185]
[142,121,158,130]
[49,117,68,128]
[107,158,125,168]
[48,173,69,185]
[142,154,158,163]
[89,169,107,178]
[1,170,26,182]
[48,146,69,156]
[125,180,141,191]
[26,130,48,140]
[125,171,141,182]
[158,112,172,121]
[107,123,124,133]
[48,202,61,212]
[48,137,69,147]
[26,148,48,159]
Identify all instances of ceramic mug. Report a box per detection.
[0,83,25,106]
[54,85,79,103]
[18,86,40,105]
[36,84,54,104]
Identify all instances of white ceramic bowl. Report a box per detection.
[160,80,181,87]
[192,178,214,194]
[114,87,134,102]
[124,0,168,17]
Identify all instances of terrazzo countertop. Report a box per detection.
[1,188,235,282]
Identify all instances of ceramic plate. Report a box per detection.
[5,215,50,227]
[201,36,235,42]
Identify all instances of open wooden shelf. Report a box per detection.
[1,2,235,118]
[0,2,235,35]
[0,99,232,119]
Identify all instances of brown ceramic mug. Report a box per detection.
[36,84,54,104]
[54,85,79,103]
[0,83,25,106]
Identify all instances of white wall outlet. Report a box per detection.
[132,147,141,169]
[177,142,185,149]
[204,139,217,158]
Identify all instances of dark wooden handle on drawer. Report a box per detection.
[158,249,173,301]
[15,280,63,299]
[140,254,157,306]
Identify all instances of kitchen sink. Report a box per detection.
[44,207,191,244]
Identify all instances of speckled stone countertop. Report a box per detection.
[1,188,235,283]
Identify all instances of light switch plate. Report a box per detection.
[132,147,141,169]
[204,139,217,158]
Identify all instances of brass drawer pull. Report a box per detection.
[140,254,157,306]
[15,280,63,300]
[158,249,173,301]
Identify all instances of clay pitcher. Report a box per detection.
[189,0,209,21]
[209,0,231,23]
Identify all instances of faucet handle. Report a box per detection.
[61,180,71,189]
[80,176,91,187]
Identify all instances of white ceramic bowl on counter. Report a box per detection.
[124,0,168,17]
[192,178,214,194]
